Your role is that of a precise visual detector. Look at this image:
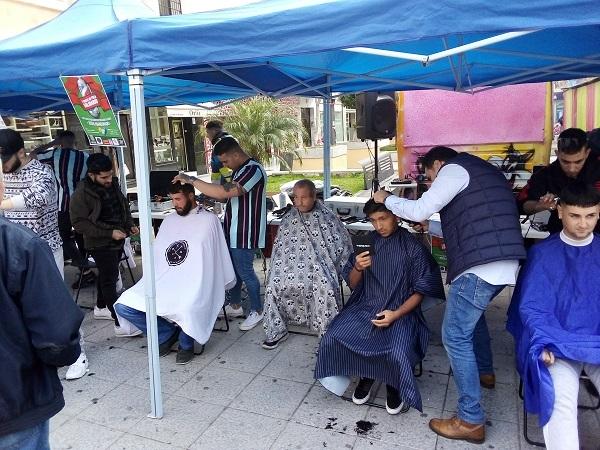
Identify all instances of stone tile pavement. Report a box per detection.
[50,261,600,450]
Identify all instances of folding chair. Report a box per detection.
[73,251,136,304]
[213,305,230,332]
[519,373,600,448]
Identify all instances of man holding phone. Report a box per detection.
[315,199,444,415]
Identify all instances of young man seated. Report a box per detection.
[262,179,353,349]
[314,199,445,414]
[114,182,236,365]
[507,182,600,450]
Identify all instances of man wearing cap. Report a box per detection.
[174,134,267,331]
[0,129,62,266]
[0,128,90,380]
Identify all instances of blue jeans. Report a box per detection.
[0,421,49,450]
[442,273,505,424]
[114,304,194,350]
[229,248,262,312]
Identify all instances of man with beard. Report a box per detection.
[115,182,236,364]
[0,129,89,381]
[70,153,140,338]
[0,129,62,267]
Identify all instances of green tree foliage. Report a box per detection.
[216,97,306,170]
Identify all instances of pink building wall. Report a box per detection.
[399,83,551,180]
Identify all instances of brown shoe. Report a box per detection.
[429,416,485,444]
[480,374,496,389]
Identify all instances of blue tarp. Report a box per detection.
[1,0,600,115]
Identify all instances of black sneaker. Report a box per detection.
[159,332,179,357]
[352,378,375,405]
[176,347,194,365]
[194,344,205,355]
[71,271,96,289]
[261,332,288,350]
[386,385,409,415]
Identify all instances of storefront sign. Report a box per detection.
[60,75,125,146]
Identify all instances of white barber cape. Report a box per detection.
[116,206,236,344]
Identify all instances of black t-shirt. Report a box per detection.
[518,154,600,233]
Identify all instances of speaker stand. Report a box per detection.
[371,139,380,192]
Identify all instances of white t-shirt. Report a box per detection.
[384,164,519,285]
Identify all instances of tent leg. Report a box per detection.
[323,94,332,199]
[127,69,163,419]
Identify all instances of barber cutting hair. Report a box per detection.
[373,146,525,444]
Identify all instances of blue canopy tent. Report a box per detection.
[2,0,600,419]
[0,0,251,115]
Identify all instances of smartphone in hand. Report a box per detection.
[352,234,374,256]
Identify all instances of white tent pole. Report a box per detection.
[127,69,163,419]
[427,31,535,63]
[115,146,128,197]
[343,30,536,65]
[323,88,332,199]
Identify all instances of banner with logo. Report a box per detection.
[60,75,125,147]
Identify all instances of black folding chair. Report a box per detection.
[519,373,600,448]
[73,251,136,304]
[213,305,230,332]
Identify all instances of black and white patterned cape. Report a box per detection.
[263,201,353,340]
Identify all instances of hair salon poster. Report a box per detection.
[60,75,125,147]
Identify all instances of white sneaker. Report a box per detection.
[114,324,143,338]
[239,311,263,331]
[93,306,113,321]
[65,352,89,380]
[219,304,244,318]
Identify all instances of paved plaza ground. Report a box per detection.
[50,260,600,450]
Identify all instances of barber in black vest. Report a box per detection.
[374,146,526,445]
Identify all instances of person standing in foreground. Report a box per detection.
[0,168,83,450]
[0,129,89,380]
[70,153,140,336]
[173,134,267,331]
[373,146,526,444]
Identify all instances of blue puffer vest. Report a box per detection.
[439,153,526,281]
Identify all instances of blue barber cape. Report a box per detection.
[506,233,600,426]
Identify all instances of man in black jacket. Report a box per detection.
[70,153,140,337]
[0,176,83,449]
[518,127,600,233]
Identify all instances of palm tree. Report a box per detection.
[219,97,306,170]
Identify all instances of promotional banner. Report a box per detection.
[60,75,125,146]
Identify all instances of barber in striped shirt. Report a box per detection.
[34,130,92,285]
[174,134,267,332]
